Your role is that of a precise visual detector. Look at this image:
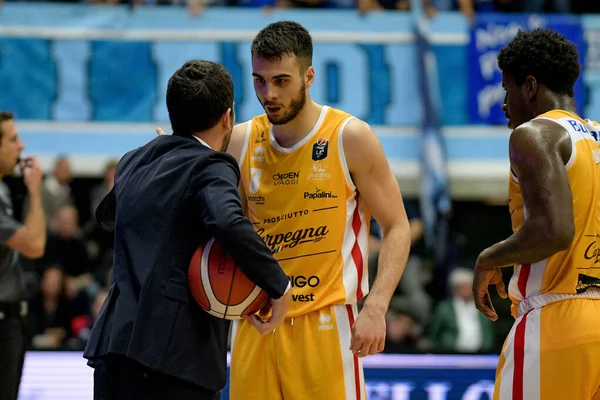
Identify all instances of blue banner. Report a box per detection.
[468,13,587,124]
[0,5,472,125]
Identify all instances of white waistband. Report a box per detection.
[517,288,600,318]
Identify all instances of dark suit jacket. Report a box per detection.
[83,134,289,391]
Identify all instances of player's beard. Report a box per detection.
[261,82,307,125]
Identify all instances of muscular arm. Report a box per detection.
[477,120,575,269]
[344,119,411,314]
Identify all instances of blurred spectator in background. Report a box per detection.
[85,160,117,284]
[427,268,494,353]
[24,156,74,226]
[397,200,432,325]
[29,266,73,350]
[383,298,423,353]
[39,205,98,310]
[42,156,73,223]
[42,206,91,278]
[29,263,91,350]
[425,0,569,19]
[89,160,117,216]
[68,288,108,350]
[368,199,432,325]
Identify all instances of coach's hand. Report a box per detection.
[350,304,386,358]
[245,287,292,335]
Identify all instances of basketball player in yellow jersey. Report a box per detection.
[472,29,600,400]
[226,21,411,400]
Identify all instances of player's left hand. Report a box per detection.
[473,254,507,321]
[350,305,386,358]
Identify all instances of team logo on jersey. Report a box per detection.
[256,225,329,254]
[307,163,332,182]
[273,171,300,186]
[249,168,262,194]
[290,275,320,303]
[304,187,338,200]
[255,131,266,143]
[246,194,265,205]
[317,311,334,330]
[251,145,265,162]
[576,274,600,293]
[312,138,329,161]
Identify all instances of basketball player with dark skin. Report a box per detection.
[472,30,578,320]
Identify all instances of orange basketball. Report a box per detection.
[188,237,269,320]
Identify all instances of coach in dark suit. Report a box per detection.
[83,60,292,400]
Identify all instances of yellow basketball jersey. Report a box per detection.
[238,106,371,318]
[508,109,600,313]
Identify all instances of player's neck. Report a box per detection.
[537,95,579,118]
[271,100,323,148]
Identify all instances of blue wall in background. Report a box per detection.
[1,4,600,126]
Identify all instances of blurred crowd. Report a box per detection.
[1,0,598,19]
[12,158,116,351]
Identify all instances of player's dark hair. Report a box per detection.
[0,111,14,144]
[498,28,580,97]
[251,21,313,71]
[167,60,234,136]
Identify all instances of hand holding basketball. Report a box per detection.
[245,285,292,335]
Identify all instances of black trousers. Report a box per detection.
[92,355,221,400]
[0,315,27,400]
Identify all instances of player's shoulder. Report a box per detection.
[340,116,376,144]
[510,119,571,157]
[338,116,384,170]
[228,121,253,164]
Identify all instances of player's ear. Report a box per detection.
[525,75,537,100]
[305,66,315,89]
[221,107,233,129]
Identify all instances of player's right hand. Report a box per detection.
[473,265,506,321]
[245,285,292,335]
[21,156,43,195]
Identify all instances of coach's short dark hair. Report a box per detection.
[251,21,313,71]
[498,28,580,97]
[0,111,14,143]
[166,60,234,136]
